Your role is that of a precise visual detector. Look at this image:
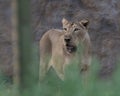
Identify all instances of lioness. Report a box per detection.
[39,18,91,80]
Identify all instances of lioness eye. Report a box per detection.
[63,28,67,31]
[74,28,79,32]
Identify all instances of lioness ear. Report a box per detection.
[80,19,89,29]
[62,18,69,25]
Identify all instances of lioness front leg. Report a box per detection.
[80,34,92,86]
[81,33,91,73]
[54,65,64,81]
[51,57,65,80]
[39,58,48,81]
[39,51,51,81]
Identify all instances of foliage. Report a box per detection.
[0,44,120,96]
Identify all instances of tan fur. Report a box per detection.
[39,18,91,81]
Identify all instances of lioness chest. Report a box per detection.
[51,35,76,65]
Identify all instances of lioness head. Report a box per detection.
[62,18,89,53]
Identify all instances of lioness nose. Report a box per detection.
[64,36,71,42]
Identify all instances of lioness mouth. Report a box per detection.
[66,43,77,53]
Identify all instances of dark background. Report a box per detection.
[0,0,120,78]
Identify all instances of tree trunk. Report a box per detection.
[17,0,38,95]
